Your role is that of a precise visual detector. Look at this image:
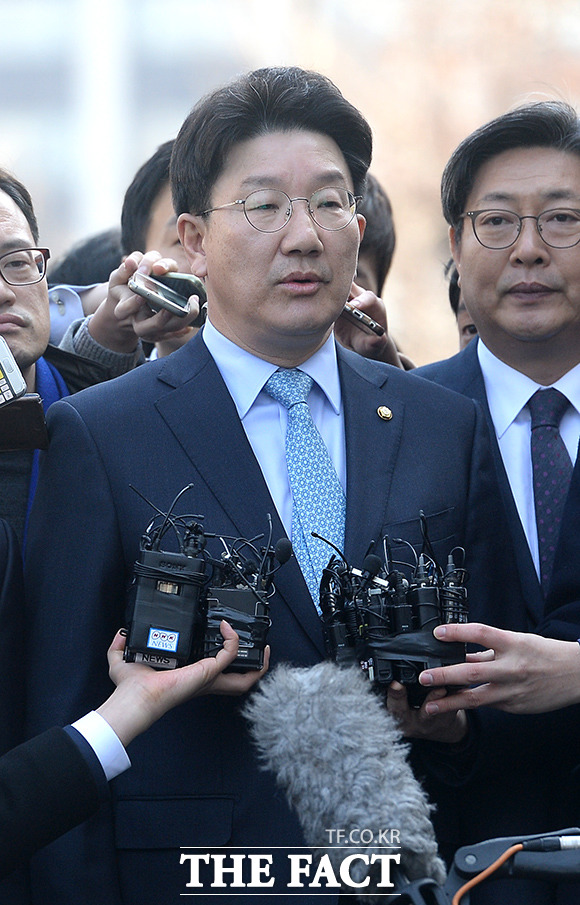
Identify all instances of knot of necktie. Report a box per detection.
[263,368,313,409]
[528,387,570,430]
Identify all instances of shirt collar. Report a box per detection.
[478,338,580,437]
[202,319,342,419]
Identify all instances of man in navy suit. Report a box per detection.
[417,101,580,636]
[24,67,523,904]
[407,101,580,904]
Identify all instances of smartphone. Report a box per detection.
[0,393,48,451]
[341,302,385,337]
[0,336,27,406]
[128,271,207,325]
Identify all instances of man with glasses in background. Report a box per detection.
[418,101,580,638]
[0,169,201,547]
[22,66,521,904]
[414,101,580,904]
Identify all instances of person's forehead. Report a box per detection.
[218,129,353,192]
[0,189,34,248]
[467,146,580,206]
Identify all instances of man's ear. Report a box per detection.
[449,225,461,265]
[178,213,208,278]
[449,226,462,285]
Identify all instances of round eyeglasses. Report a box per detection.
[462,209,580,250]
[0,247,50,285]
[198,187,361,232]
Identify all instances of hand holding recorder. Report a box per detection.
[86,252,205,353]
[101,620,268,747]
[0,336,49,451]
[335,281,412,368]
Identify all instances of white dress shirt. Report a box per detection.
[72,711,131,781]
[478,340,580,578]
[202,318,346,538]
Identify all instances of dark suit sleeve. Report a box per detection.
[537,460,580,640]
[0,519,25,758]
[25,398,126,904]
[0,727,106,879]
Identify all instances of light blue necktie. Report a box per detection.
[264,368,346,610]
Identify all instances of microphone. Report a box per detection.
[243,660,446,899]
[358,553,383,589]
[274,537,293,565]
[260,538,293,593]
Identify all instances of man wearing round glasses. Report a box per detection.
[419,102,580,630]
[415,102,580,905]
[177,132,365,365]
[24,67,520,903]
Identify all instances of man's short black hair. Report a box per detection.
[358,173,396,296]
[0,168,39,244]
[48,228,123,286]
[121,140,174,255]
[441,100,580,235]
[444,258,460,316]
[170,66,372,218]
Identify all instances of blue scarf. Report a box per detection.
[24,357,69,546]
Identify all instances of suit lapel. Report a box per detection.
[338,349,402,565]
[451,343,544,626]
[153,336,325,655]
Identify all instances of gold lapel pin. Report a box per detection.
[377,405,393,421]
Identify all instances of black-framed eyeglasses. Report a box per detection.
[0,247,50,286]
[198,187,361,233]
[461,209,580,249]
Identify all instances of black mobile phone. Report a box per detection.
[0,393,48,451]
[128,272,207,325]
[341,302,385,337]
[0,336,27,406]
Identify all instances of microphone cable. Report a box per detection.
[452,834,580,904]
[452,842,523,905]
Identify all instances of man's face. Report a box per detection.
[451,146,580,371]
[145,183,190,271]
[179,129,365,365]
[0,190,50,387]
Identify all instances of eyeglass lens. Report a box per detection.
[472,209,580,248]
[0,248,46,285]
[243,188,355,232]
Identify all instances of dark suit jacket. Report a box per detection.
[417,338,546,629]
[23,333,522,905]
[418,338,580,637]
[417,340,580,905]
[539,452,580,638]
[0,520,108,894]
[0,519,25,758]
[0,726,104,879]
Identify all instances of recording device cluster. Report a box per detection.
[318,514,469,707]
[123,484,292,671]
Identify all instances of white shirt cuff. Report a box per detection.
[72,711,131,781]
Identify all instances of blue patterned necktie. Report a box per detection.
[528,388,573,594]
[263,368,346,610]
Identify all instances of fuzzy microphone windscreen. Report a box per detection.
[242,660,446,900]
